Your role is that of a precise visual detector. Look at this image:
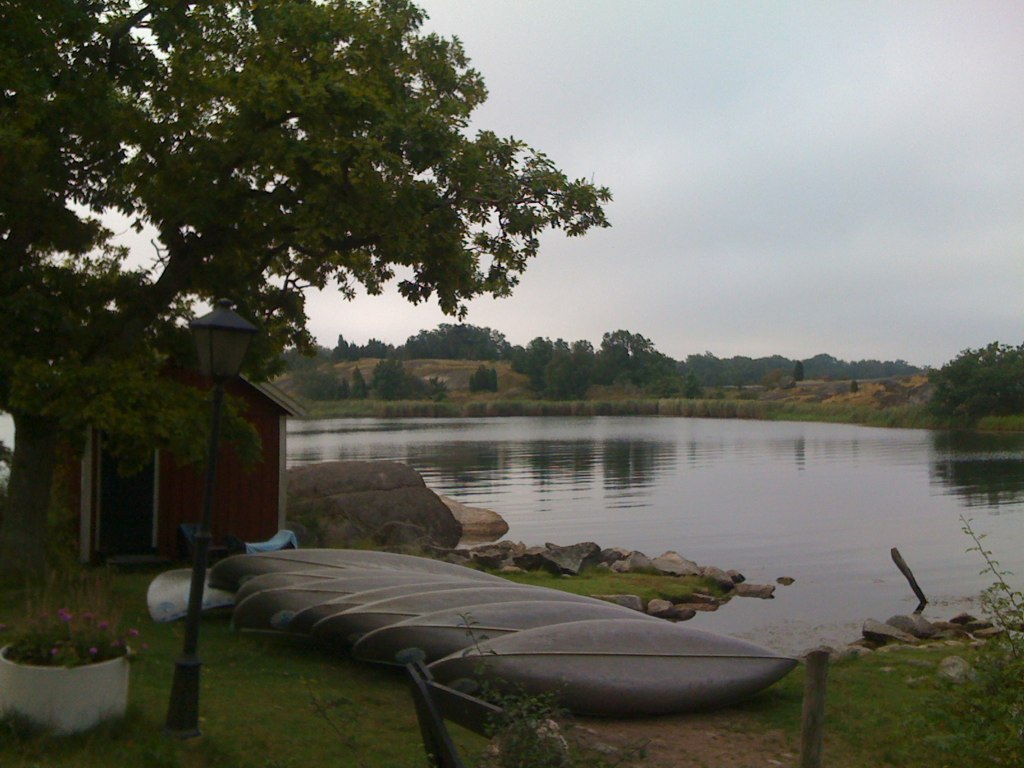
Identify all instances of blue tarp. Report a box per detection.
[244,529,299,554]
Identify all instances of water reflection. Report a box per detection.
[602,440,673,490]
[929,431,1024,509]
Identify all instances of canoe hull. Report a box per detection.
[233,576,487,631]
[146,569,235,623]
[427,619,798,716]
[352,598,660,666]
[209,548,504,591]
[311,586,603,649]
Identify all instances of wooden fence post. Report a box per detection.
[799,648,829,768]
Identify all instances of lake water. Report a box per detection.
[288,416,1024,654]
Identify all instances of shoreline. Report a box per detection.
[298,397,937,430]
[447,538,991,657]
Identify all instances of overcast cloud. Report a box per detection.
[282,2,1022,365]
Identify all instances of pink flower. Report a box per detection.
[50,647,59,656]
[98,620,109,630]
[89,647,98,656]
[58,608,73,622]
[128,628,139,637]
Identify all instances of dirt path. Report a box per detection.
[570,711,800,768]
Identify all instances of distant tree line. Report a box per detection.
[281,323,924,402]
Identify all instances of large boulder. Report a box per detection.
[287,461,462,549]
[439,495,509,542]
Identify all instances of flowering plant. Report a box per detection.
[1,608,141,667]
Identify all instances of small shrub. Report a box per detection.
[925,517,1024,765]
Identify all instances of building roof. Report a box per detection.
[246,378,307,418]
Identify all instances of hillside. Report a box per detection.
[275,359,931,410]
[759,374,932,408]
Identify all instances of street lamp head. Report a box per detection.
[190,299,258,380]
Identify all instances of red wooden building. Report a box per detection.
[76,374,304,563]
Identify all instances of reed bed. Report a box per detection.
[302,396,934,428]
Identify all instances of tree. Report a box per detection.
[595,330,674,388]
[793,360,805,382]
[929,342,1024,422]
[402,324,510,360]
[350,368,369,400]
[372,359,412,400]
[291,368,348,401]
[544,340,594,400]
[332,335,358,362]
[682,372,703,399]
[469,365,498,393]
[0,1,610,578]
[512,337,556,392]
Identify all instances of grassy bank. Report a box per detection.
[977,414,1024,432]
[303,396,936,428]
[0,568,1004,768]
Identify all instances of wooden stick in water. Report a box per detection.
[891,547,928,613]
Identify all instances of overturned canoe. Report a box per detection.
[311,586,607,649]
[285,580,521,635]
[232,576,488,631]
[233,568,379,602]
[232,567,485,604]
[209,548,503,591]
[146,569,236,623]
[351,598,661,666]
[427,618,798,717]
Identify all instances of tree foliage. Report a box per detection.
[371,359,445,401]
[0,0,610,577]
[350,368,369,399]
[469,365,499,393]
[402,324,510,361]
[929,343,1024,422]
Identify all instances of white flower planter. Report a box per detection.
[0,646,129,735]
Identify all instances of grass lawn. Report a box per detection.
[0,567,999,767]
[0,571,489,768]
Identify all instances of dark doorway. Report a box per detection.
[98,446,156,555]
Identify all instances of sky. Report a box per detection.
[165,2,1024,367]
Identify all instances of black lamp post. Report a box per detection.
[165,299,257,739]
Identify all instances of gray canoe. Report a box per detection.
[285,580,521,636]
[233,568,389,602]
[232,567,481,604]
[427,618,798,717]
[146,569,236,623]
[311,586,608,649]
[232,575,489,631]
[209,548,504,591]
[351,598,662,666]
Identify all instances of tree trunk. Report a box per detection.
[0,412,60,582]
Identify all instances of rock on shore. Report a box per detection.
[287,461,462,549]
[439,495,510,542]
[438,539,786,622]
